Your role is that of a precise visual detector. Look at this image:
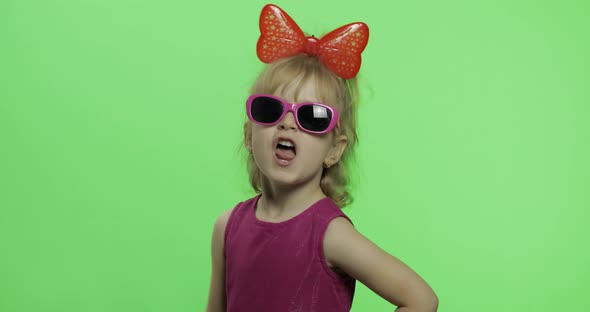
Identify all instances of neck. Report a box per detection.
[259,175,327,217]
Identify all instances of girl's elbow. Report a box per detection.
[414,293,439,312]
[421,286,439,311]
[424,293,439,311]
[430,297,439,311]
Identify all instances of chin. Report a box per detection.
[265,173,301,187]
[265,170,321,189]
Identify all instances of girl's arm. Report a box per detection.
[324,217,439,311]
[206,209,232,312]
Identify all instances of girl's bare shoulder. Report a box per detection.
[213,208,234,237]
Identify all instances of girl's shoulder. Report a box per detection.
[212,208,233,245]
[216,196,258,240]
[218,195,257,221]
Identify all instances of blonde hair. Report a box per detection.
[243,54,360,208]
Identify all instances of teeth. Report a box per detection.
[278,140,294,147]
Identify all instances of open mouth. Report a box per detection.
[274,139,296,163]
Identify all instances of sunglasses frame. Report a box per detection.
[246,94,340,135]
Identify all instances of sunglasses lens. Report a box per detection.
[251,96,283,123]
[297,104,332,132]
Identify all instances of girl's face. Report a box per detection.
[245,77,347,189]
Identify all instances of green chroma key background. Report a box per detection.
[1,0,588,311]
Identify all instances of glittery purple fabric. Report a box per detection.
[224,194,356,311]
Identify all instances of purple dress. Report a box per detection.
[224,194,356,311]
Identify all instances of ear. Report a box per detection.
[324,134,348,166]
[244,122,252,153]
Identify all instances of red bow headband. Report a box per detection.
[256,4,369,79]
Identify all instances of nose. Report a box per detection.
[278,111,298,131]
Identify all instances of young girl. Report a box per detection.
[207,4,438,312]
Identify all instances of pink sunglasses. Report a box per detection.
[246,94,339,134]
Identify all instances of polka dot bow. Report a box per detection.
[256,4,369,80]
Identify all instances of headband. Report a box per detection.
[256,4,369,79]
